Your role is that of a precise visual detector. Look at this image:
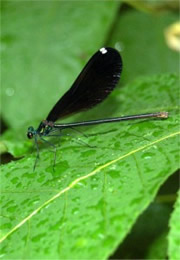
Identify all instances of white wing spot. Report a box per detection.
[100,47,107,54]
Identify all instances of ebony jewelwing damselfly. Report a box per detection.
[27,47,168,170]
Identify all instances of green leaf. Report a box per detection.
[146,232,168,259]
[168,191,180,260]
[1,3,179,258]
[110,9,179,85]
[1,73,179,157]
[1,1,119,128]
[0,74,179,259]
[115,201,172,259]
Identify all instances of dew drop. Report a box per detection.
[108,186,114,193]
[109,164,117,170]
[45,204,50,209]
[77,181,86,187]
[72,196,80,203]
[5,87,15,97]
[72,208,79,215]
[92,176,98,182]
[98,232,105,239]
[91,184,98,190]
[142,152,153,160]
[115,41,124,52]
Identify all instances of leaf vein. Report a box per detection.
[0,131,179,243]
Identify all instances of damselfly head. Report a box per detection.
[27,126,35,139]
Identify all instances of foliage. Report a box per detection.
[168,191,180,260]
[1,1,179,259]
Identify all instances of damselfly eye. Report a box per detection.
[27,132,34,139]
[27,126,35,139]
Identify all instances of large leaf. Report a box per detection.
[112,200,173,259]
[0,74,179,259]
[168,191,180,260]
[146,232,168,259]
[109,9,179,85]
[1,73,178,158]
[1,1,119,128]
[1,2,179,258]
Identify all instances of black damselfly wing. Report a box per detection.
[46,47,122,122]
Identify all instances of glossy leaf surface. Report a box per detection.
[168,191,180,260]
[0,74,179,259]
[110,9,179,85]
[146,232,168,259]
[1,2,179,259]
[1,1,119,128]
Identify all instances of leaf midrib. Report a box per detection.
[1,130,179,243]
